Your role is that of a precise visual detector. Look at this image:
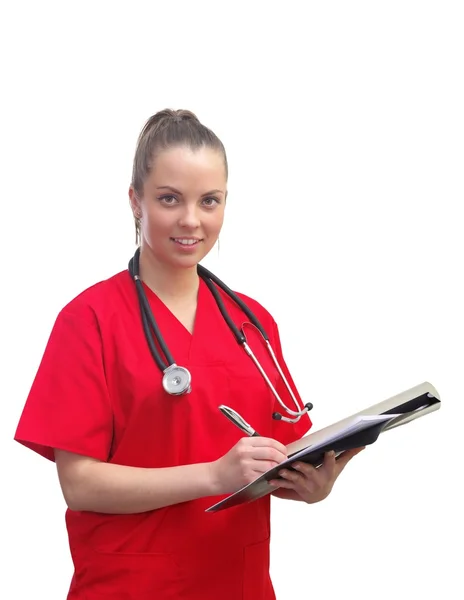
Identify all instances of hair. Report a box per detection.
[130,108,228,244]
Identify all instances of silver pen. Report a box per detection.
[218,405,261,437]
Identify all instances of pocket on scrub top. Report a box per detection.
[242,536,273,600]
[83,550,184,599]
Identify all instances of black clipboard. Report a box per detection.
[205,381,441,513]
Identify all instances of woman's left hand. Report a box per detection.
[269,447,365,504]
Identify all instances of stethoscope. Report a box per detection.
[128,247,313,424]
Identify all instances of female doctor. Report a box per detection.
[14,109,364,599]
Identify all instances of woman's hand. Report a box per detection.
[209,437,288,495]
[269,447,365,504]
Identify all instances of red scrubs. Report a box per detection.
[15,269,312,599]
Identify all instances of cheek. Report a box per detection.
[145,211,171,236]
[207,210,225,235]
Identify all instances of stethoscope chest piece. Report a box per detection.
[162,364,192,395]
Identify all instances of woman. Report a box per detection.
[14,109,363,599]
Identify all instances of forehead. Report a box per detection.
[150,145,226,186]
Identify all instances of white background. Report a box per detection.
[1,1,463,598]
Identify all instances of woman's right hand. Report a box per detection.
[209,437,288,495]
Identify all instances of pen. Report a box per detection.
[218,405,261,437]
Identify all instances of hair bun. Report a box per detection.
[151,109,199,125]
[171,109,199,123]
[137,109,199,142]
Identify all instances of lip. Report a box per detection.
[170,237,203,251]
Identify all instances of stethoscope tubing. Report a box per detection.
[128,248,312,421]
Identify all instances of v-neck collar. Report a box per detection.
[140,277,211,361]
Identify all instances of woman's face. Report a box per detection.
[130,145,227,270]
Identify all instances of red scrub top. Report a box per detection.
[15,268,311,599]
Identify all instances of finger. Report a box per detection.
[247,446,287,464]
[336,446,365,472]
[321,451,337,477]
[248,437,288,456]
[278,468,300,481]
[251,461,284,476]
[292,461,320,481]
[290,463,321,491]
[277,468,310,490]
[268,478,296,490]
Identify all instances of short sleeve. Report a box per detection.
[14,301,113,463]
[270,319,312,446]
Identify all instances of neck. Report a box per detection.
[137,244,200,301]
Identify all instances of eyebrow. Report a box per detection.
[156,185,224,196]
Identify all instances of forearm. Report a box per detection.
[56,452,217,514]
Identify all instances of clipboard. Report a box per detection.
[205,381,441,513]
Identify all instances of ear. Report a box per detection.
[128,186,142,217]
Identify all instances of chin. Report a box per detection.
[171,255,203,270]
[170,246,212,269]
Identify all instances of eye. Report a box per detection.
[202,196,220,207]
[158,195,178,206]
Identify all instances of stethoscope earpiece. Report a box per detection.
[272,402,313,423]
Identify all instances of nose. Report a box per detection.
[178,204,201,229]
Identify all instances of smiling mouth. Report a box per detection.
[170,237,203,246]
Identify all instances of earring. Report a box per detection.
[135,212,142,246]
